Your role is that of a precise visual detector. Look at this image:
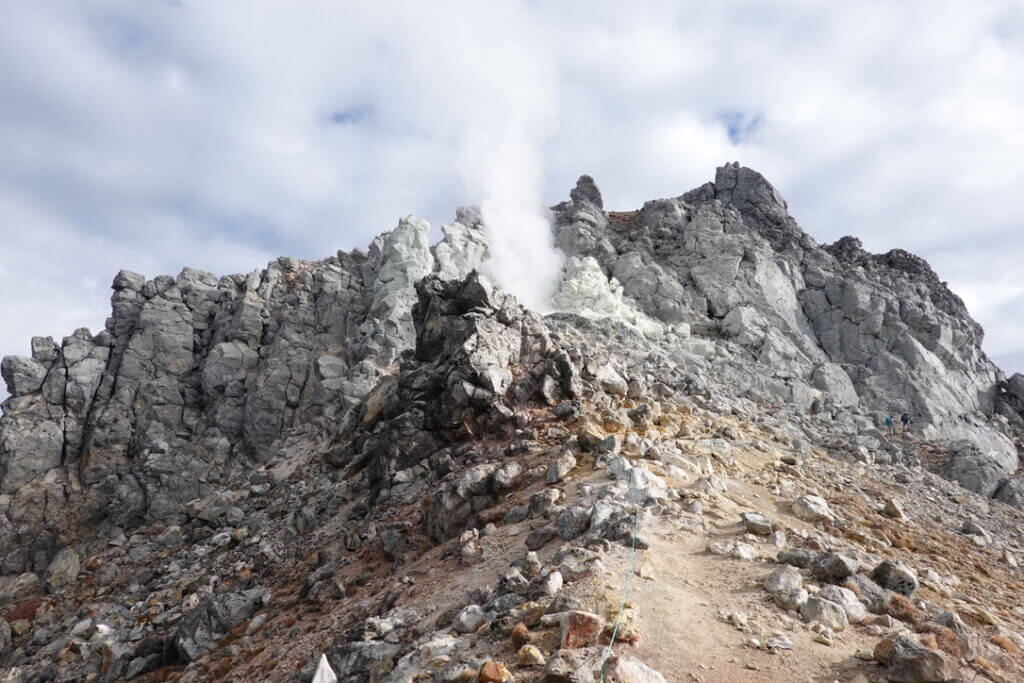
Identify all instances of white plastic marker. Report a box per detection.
[312,653,338,683]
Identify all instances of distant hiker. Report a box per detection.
[884,415,894,436]
[900,413,911,433]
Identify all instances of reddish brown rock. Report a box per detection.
[511,621,531,647]
[477,660,511,683]
[561,610,605,649]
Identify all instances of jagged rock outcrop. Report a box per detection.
[4,162,1024,683]
[550,163,1019,488]
[0,212,489,573]
[4,165,1023,555]
[2,164,1024,681]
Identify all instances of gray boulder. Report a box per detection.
[1,356,47,396]
[170,588,270,662]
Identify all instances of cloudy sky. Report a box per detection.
[2,0,1023,383]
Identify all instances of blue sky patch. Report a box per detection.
[719,111,764,145]
[331,106,372,126]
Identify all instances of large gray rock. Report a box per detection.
[169,588,269,662]
[873,633,953,682]
[0,356,47,396]
[994,476,1024,509]
[1007,373,1024,402]
[944,441,1018,498]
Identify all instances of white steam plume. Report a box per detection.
[440,6,564,312]
[462,130,564,312]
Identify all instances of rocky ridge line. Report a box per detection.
[2,165,1024,681]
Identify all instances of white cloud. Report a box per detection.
[1,0,1023,385]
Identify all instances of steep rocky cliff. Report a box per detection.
[2,165,1024,682]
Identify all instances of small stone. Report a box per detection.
[777,548,820,568]
[515,644,545,667]
[453,605,487,634]
[577,424,605,451]
[522,552,542,578]
[740,512,773,536]
[767,530,786,547]
[725,612,748,629]
[730,543,757,561]
[46,547,81,593]
[765,635,793,650]
[525,527,558,551]
[211,531,233,547]
[813,553,859,582]
[799,597,849,631]
[637,561,655,580]
[504,506,530,524]
[537,570,563,597]
[561,610,604,648]
[961,519,990,540]
[882,499,905,520]
[546,453,577,484]
[791,495,834,523]
[707,541,733,556]
[810,623,835,646]
[511,622,531,647]
[775,588,809,611]
[476,660,511,683]
[763,566,803,594]
[818,585,868,624]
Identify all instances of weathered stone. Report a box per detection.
[882,498,905,519]
[453,605,487,634]
[477,660,512,683]
[775,588,809,611]
[791,495,834,523]
[818,585,868,624]
[561,610,604,648]
[516,644,545,667]
[777,549,821,568]
[740,511,773,536]
[873,633,952,682]
[844,574,893,613]
[170,588,270,662]
[763,565,803,594]
[813,553,860,582]
[526,527,558,551]
[871,560,918,597]
[1,356,47,396]
[799,596,849,631]
[45,547,80,593]
[325,640,400,683]
[546,452,577,484]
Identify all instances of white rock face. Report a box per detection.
[551,256,664,339]
[432,208,489,280]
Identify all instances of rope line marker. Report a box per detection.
[599,506,639,682]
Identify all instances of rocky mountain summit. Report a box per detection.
[3,165,1024,682]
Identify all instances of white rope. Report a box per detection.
[599,507,639,682]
